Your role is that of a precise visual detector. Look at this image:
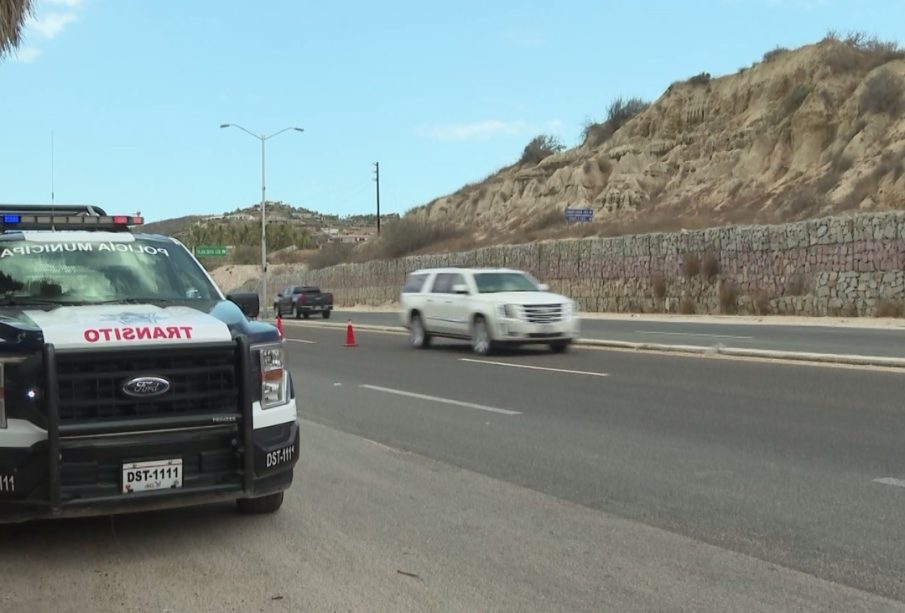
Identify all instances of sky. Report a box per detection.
[2,0,904,223]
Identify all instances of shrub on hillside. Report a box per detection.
[606,97,649,131]
[763,47,790,62]
[520,135,565,165]
[581,120,615,147]
[363,218,464,260]
[307,243,354,270]
[231,245,259,265]
[687,72,711,86]
[859,70,905,116]
[823,31,905,73]
[781,84,811,116]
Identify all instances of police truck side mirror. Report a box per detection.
[227,292,260,319]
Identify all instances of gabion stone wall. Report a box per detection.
[236,211,905,317]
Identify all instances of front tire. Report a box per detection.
[471,316,494,355]
[237,491,284,514]
[549,340,571,354]
[409,313,431,349]
[322,310,331,319]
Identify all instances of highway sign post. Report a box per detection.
[195,245,228,257]
[564,208,594,223]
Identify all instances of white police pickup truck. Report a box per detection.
[0,205,298,523]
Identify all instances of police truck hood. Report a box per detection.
[24,304,232,350]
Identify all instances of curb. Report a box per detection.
[276,320,905,369]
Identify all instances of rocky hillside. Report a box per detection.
[410,36,905,240]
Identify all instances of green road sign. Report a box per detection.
[195,245,228,257]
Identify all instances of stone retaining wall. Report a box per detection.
[235,211,905,317]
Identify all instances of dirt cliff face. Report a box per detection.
[410,40,905,241]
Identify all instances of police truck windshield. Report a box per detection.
[0,236,220,305]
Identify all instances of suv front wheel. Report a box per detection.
[471,316,494,355]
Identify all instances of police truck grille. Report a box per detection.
[55,344,239,423]
[520,304,564,324]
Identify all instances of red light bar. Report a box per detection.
[113,216,128,224]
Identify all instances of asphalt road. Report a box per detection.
[3,326,905,611]
[328,310,905,358]
[284,324,905,605]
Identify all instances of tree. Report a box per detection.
[1,0,33,59]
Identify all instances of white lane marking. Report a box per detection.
[286,338,317,344]
[359,384,521,416]
[460,358,609,378]
[634,331,754,340]
[873,477,905,488]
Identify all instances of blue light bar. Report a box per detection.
[2,215,20,224]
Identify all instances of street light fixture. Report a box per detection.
[220,123,304,317]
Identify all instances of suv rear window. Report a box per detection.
[403,274,428,293]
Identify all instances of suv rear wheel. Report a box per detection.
[409,313,431,348]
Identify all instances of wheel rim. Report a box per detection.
[472,320,490,354]
[411,318,425,346]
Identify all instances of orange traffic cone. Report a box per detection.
[344,320,358,347]
[275,314,284,338]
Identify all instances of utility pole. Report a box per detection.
[50,129,55,205]
[373,161,381,234]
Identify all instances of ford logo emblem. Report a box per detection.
[122,376,171,398]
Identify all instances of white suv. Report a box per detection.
[399,267,580,354]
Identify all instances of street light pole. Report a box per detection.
[221,123,303,317]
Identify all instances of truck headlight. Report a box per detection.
[257,343,288,409]
[562,301,574,318]
[497,304,519,319]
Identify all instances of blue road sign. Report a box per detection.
[564,208,594,223]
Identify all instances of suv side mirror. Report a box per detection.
[227,292,260,319]
[452,283,470,295]
[537,283,550,292]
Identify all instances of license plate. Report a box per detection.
[122,458,183,494]
[540,324,555,333]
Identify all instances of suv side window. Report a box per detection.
[403,273,428,293]
[449,274,466,292]
[431,273,453,294]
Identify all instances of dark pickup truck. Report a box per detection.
[274,286,334,319]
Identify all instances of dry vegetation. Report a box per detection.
[874,299,903,318]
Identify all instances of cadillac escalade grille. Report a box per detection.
[55,344,240,423]
[521,304,563,324]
